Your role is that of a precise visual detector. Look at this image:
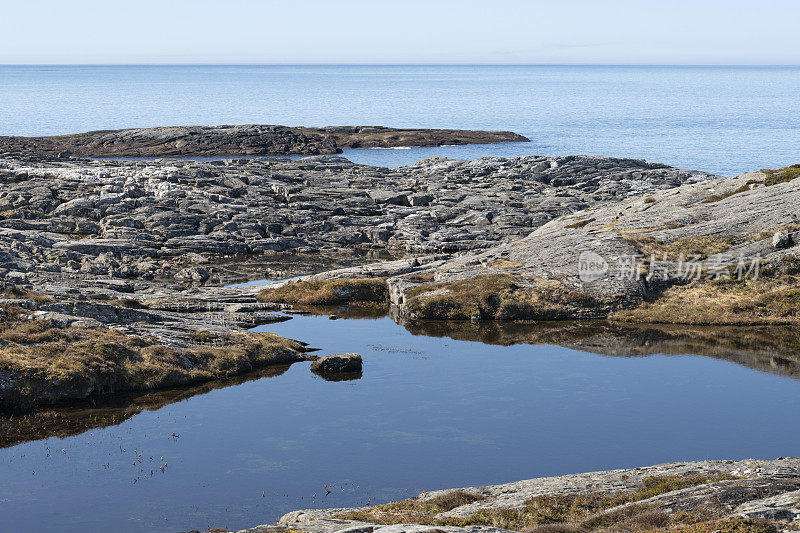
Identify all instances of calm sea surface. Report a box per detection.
[1,65,800,175]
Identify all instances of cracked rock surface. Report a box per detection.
[255,459,800,533]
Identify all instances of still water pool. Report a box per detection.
[1,314,799,532]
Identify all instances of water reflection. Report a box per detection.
[3,313,800,532]
[3,316,800,449]
[401,320,800,381]
[0,364,291,449]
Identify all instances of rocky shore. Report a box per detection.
[1,126,799,410]
[230,458,800,533]
[0,125,529,158]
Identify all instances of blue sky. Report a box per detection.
[3,0,800,64]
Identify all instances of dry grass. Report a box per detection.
[336,490,485,525]
[401,271,436,283]
[336,475,741,532]
[613,256,800,325]
[565,219,591,229]
[655,517,778,533]
[256,277,388,306]
[490,258,525,269]
[702,180,760,203]
[105,298,148,309]
[405,274,615,321]
[2,286,55,305]
[0,306,307,410]
[621,235,734,260]
[747,222,800,244]
[763,164,800,187]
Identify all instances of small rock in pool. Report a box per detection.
[310,353,362,375]
[328,314,341,320]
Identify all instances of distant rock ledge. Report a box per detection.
[0,125,530,158]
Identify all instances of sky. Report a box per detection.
[3,0,800,65]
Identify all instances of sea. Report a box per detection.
[2,64,800,175]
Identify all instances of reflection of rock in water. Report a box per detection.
[293,303,390,320]
[397,317,800,381]
[313,371,363,383]
[0,364,291,449]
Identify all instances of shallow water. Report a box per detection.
[1,314,799,532]
[3,65,800,175]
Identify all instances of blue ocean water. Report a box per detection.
[1,64,799,175]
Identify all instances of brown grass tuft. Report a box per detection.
[490,258,525,270]
[621,235,733,260]
[0,311,308,410]
[2,286,55,305]
[335,490,485,525]
[405,275,615,321]
[762,164,800,187]
[613,256,800,325]
[702,180,760,203]
[256,278,388,306]
[565,220,591,229]
[337,474,736,532]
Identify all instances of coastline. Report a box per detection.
[235,458,800,533]
[0,129,798,410]
[0,125,529,158]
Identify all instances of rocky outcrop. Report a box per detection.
[0,125,530,158]
[0,152,719,286]
[382,169,800,322]
[7,145,795,410]
[260,458,800,533]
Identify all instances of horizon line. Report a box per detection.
[2,62,800,68]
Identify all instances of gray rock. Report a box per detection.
[377,169,800,320]
[269,459,800,533]
[736,489,800,521]
[174,266,211,283]
[773,229,793,249]
[310,353,363,374]
[0,125,530,158]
